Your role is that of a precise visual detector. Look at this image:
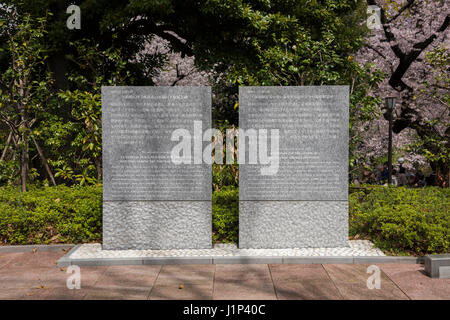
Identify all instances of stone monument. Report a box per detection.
[102,86,212,250]
[239,86,349,248]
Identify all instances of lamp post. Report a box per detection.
[385,97,396,185]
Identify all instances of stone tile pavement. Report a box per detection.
[0,250,448,300]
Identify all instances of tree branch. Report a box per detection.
[366,44,386,59]
[386,0,416,24]
[389,14,449,91]
[0,131,12,161]
[31,135,56,186]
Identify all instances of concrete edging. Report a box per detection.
[57,254,424,266]
[1,244,424,266]
[56,245,81,267]
[0,244,74,253]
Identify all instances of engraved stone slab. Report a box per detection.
[102,86,211,201]
[102,86,212,250]
[239,86,348,201]
[239,86,349,248]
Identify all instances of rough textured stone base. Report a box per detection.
[57,241,387,266]
[239,201,348,249]
[103,201,212,250]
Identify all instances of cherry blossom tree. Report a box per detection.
[357,0,449,184]
[146,35,209,87]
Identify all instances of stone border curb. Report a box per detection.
[56,245,81,267]
[283,256,354,264]
[0,244,74,253]
[354,256,424,264]
[57,253,424,266]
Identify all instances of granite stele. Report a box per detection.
[239,86,349,248]
[102,86,212,250]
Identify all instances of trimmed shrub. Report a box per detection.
[1,183,448,255]
[350,186,449,255]
[0,185,102,244]
[212,186,238,243]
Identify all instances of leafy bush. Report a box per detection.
[2,183,447,255]
[0,160,18,186]
[0,185,102,245]
[0,183,241,245]
[212,186,238,243]
[350,186,449,255]
[213,164,238,190]
[212,161,239,243]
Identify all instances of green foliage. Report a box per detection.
[407,130,450,169]
[0,1,386,189]
[348,64,385,175]
[211,121,239,243]
[1,184,447,253]
[211,120,239,191]
[213,164,238,191]
[350,186,450,255]
[0,11,56,190]
[212,79,239,127]
[0,10,53,116]
[0,185,102,244]
[200,1,384,172]
[0,3,167,188]
[54,40,132,185]
[212,186,238,243]
[0,159,18,185]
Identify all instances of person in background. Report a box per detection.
[375,164,386,184]
[368,171,376,185]
[398,164,408,186]
[407,169,415,186]
[417,173,426,187]
[391,169,398,186]
[360,168,372,185]
[382,162,389,181]
[411,171,420,186]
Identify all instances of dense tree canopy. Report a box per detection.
[0,0,447,188]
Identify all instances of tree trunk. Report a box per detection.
[20,134,28,192]
[17,74,29,192]
[94,157,102,182]
[31,135,56,186]
[1,131,12,161]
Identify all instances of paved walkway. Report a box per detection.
[0,250,448,300]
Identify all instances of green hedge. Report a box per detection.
[350,186,449,255]
[0,185,102,245]
[0,184,448,256]
[212,186,238,243]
